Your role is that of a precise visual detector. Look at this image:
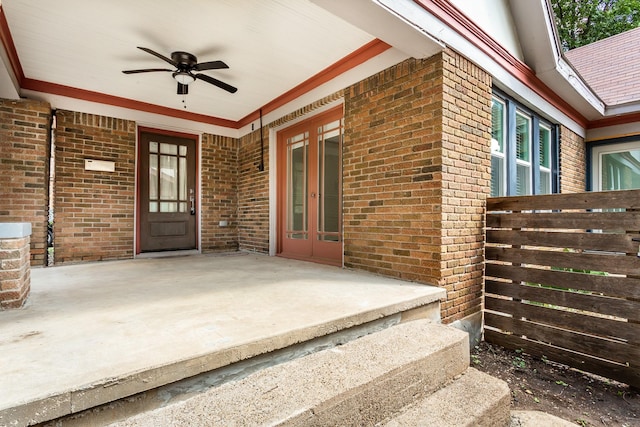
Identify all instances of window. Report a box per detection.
[490,93,557,197]
[491,99,506,197]
[591,141,640,191]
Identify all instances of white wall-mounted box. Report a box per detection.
[85,159,115,172]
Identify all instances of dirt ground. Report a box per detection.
[471,342,639,427]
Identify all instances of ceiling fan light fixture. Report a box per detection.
[173,71,195,85]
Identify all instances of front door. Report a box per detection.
[138,130,197,253]
[277,107,343,265]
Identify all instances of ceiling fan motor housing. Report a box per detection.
[171,51,198,70]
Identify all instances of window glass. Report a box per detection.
[515,112,531,195]
[601,149,640,190]
[490,94,555,196]
[491,98,506,197]
[539,125,552,194]
[516,113,530,162]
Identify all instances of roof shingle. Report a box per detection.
[565,27,640,106]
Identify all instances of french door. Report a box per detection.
[138,129,197,253]
[277,107,343,265]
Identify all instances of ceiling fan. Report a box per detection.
[122,47,238,95]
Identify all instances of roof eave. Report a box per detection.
[509,0,605,120]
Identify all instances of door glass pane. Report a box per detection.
[287,132,308,239]
[150,141,158,153]
[160,155,178,200]
[318,128,341,242]
[160,142,178,155]
[318,118,343,243]
[179,157,187,200]
[160,202,178,212]
[149,154,158,200]
[602,150,640,190]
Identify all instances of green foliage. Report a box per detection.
[551,0,640,50]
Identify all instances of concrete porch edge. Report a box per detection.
[0,253,446,426]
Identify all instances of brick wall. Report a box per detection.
[344,57,444,282]
[0,98,51,266]
[559,125,586,193]
[237,129,269,253]
[201,133,239,252]
[0,235,30,308]
[440,50,492,322]
[54,111,136,263]
[343,52,491,323]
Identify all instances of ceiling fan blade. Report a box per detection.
[177,82,189,95]
[137,46,177,67]
[194,73,238,93]
[194,60,229,71]
[122,68,173,74]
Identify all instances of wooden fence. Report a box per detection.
[485,190,640,388]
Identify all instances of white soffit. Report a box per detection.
[0,42,19,99]
[311,0,444,59]
[2,0,376,122]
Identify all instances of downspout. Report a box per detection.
[46,109,56,266]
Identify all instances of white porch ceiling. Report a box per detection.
[1,0,384,123]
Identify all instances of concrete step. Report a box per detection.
[379,367,511,426]
[108,319,471,427]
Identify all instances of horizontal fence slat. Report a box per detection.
[485,264,640,299]
[487,211,640,230]
[485,280,638,321]
[484,329,640,388]
[485,296,640,343]
[486,229,640,253]
[487,190,640,211]
[485,246,640,276]
[484,312,638,366]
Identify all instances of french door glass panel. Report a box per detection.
[318,120,342,242]
[286,132,309,239]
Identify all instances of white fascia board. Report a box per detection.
[587,122,640,142]
[605,101,640,117]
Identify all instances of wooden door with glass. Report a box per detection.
[277,107,343,265]
[138,130,197,253]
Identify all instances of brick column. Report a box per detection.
[0,223,32,309]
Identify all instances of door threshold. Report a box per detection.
[276,252,342,267]
[136,249,200,259]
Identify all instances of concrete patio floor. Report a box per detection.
[0,252,446,425]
